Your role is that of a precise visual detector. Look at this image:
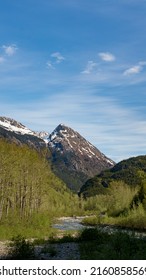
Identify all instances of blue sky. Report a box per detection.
[0,0,146,162]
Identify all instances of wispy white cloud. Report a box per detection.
[46,61,54,69]
[123,65,142,76]
[81,60,97,74]
[46,51,65,70]
[79,55,146,86]
[0,43,18,64]
[2,44,18,56]
[123,61,146,76]
[51,52,65,63]
[98,52,116,62]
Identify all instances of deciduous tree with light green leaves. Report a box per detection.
[0,139,81,238]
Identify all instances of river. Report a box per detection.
[53,216,88,231]
[52,216,146,238]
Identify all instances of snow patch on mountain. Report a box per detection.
[48,123,115,166]
[0,117,49,143]
[35,131,49,143]
[0,117,36,136]
[106,158,115,166]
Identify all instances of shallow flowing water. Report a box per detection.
[53,216,88,231]
[53,216,146,238]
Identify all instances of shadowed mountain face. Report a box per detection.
[47,124,115,192]
[79,155,146,198]
[0,117,115,193]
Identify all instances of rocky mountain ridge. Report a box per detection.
[0,116,48,150]
[0,116,49,139]
[0,116,115,192]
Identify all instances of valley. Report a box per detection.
[0,116,146,259]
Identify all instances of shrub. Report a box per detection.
[107,181,139,217]
[9,235,35,260]
[79,230,146,259]
[79,228,108,243]
[81,216,99,226]
[118,203,146,229]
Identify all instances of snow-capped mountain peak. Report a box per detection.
[0,117,49,143]
[0,116,37,136]
[49,123,115,165]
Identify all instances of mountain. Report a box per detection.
[79,155,146,198]
[0,117,115,192]
[0,116,48,150]
[47,124,115,192]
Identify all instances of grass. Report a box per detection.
[0,223,56,240]
[0,213,56,240]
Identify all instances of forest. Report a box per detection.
[0,139,81,239]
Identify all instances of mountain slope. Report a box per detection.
[48,124,115,192]
[79,155,146,197]
[0,116,48,150]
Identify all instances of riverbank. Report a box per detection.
[0,241,80,260]
[53,216,146,239]
[0,232,80,260]
[1,227,146,260]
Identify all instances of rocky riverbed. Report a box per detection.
[0,240,80,260]
[34,242,80,260]
[0,241,10,259]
